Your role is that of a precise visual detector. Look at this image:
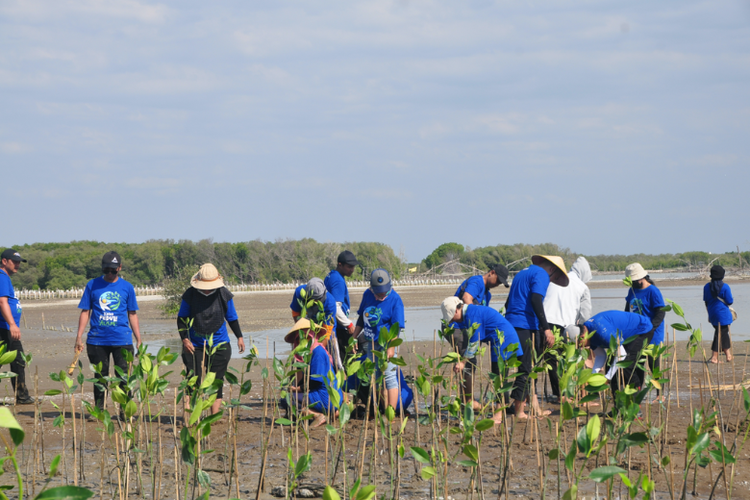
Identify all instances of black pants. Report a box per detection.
[87,344,134,410]
[510,328,536,402]
[335,324,353,364]
[609,334,647,393]
[546,324,566,399]
[0,328,29,399]
[712,324,731,352]
[182,343,231,399]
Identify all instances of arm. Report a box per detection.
[624,299,630,312]
[128,311,142,349]
[228,319,245,353]
[650,309,666,331]
[530,293,553,345]
[0,297,20,341]
[335,302,354,331]
[74,310,90,353]
[177,316,195,354]
[460,292,476,306]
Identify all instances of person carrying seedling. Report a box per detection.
[325,250,360,362]
[177,263,245,415]
[624,263,666,402]
[0,249,33,405]
[352,268,404,411]
[454,264,510,307]
[290,277,341,369]
[284,318,342,428]
[504,255,569,420]
[75,251,141,414]
[441,296,522,424]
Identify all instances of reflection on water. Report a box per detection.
[145,282,748,359]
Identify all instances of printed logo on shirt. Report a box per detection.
[630,298,645,316]
[98,291,122,327]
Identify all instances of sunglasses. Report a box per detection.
[103,268,119,275]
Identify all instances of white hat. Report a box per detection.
[441,296,462,323]
[625,263,647,281]
[190,263,225,290]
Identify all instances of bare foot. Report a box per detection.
[515,411,531,421]
[652,396,666,404]
[726,355,734,362]
[471,400,482,411]
[491,411,504,425]
[312,414,327,428]
[709,358,721,364]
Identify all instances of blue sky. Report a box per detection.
[2,0,749,261]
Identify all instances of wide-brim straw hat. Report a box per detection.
[190,263,225,290]
[531,255,570,287]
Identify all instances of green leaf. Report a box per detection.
[9,428,24,447]
[199,371,216,390]
[565,437,577,472]
[0,407,23,433]
[576,426,590,454]
[586,415,601,448]
[671,323,689,332]
[548,448,559,460]
[295,452,312,477]
[355,484,377,500]
[456,459,478,467]
[410,446,431,465]
[587,374,607,387]
[562,484,577,500]
[743,387,750,414]
[589,466,626,483]
[463,444,479,462]
[44,389,62,396]
[275,418,293,426]
[124,400,137,420]
[0,351,17,366]
[323,485,342,500]
[420,466,437,481]
[197,469,211,488]
[690,432,711,456]
[476,419,494,432]
[709,441,736,464]
[49,455,61,478]
[34,486,95,499]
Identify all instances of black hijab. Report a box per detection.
[709,265,725,298]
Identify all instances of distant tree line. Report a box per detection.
[421,242,749,274]
[7,239,403,290]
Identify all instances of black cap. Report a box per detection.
[102,251,122,269]
[491,264,510,288]
[337,250,360,266]
[1,249,27,263]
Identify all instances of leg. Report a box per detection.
[620,335,646,390]
[383,360,399,410]
[0,328,31,401]
[721,325,733,360]
[710,325,722,362]
[336,324,352,364]
[86,344,110,410]
[206,343,232,414]
[182,346,205,406]
[510,329,533,419]
[111,345,135,397]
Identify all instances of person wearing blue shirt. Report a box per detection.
[290,278,338,350]
[284,318,342,427]
[624,263,667,400]
[75,251,142,412]
[504,255,569,420]
[454,264,510,307]
[441,297,522,423]
[325,250,360,361]
[579,310,653,392]
[178,263,245,415]
[0,249,33,405]
[704,265,735,363]
[353,269,404,410]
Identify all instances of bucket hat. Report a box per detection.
[625,263,647,281]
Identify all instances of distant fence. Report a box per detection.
[16,278,464,301]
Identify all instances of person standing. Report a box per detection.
[504,255,569,419]
[325,250,359,361]
[455,264,510,307]
[0,249,33,404]
[178,263,245,415]
[704,265,734,363]
[75,251,141,411]
[543,256,593,401]
[624,263,666,400]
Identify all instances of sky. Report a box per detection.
[1,0,749,262]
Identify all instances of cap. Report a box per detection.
[441,296,462,323]
[337,250,360,266]
[370,268,392,294]
[305,277,327,301]
[625,263,647,281]
[1,249,27,263]
[102,251,122,269]
[491,264,510,288]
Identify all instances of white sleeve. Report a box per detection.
[335,301,352,327]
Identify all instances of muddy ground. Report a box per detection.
[4,281,750,499]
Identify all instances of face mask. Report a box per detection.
[632,280,644,290]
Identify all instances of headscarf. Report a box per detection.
[709,265,725,298]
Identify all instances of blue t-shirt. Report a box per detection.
[457,305,523,362]
[583,311,653,350]
[307,344,342,413]
[290,285,337,329]
[325,270,350,316]
[0,270,22,330]
[703,283,734,327]
[78,277,139,346]
[504,265,550,330]
[625,285,666,345]
[177,297,238,347]
[455,275,491,306]
[357,289,405,341]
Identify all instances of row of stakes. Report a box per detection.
[22,313,74,333]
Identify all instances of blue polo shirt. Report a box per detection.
[455,275,491,306]
[0,270,21,330]
[357,289,405,341]
[583,311,653,350]
[290,285,337,328]
[504,265,550,330]
[78,277,139,346]
[703,283,734,327]
[325,270,350,316]
[456,305,523,362]
[626,285,666,345]
[308,344,342,412]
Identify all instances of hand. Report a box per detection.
[544,329,554,347]
[9,325,20,341]
[74,338,84,354]
[237,337,246,354]
[454,361,465,374]
[347,323,356,335]
[135,337,142,349]
[182,338,195,354]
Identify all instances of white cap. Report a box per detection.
[441,296,462,323]
[625,263,647,281]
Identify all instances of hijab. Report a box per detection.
[709,265,725,298]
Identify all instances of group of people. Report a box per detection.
[0,247,737,425]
